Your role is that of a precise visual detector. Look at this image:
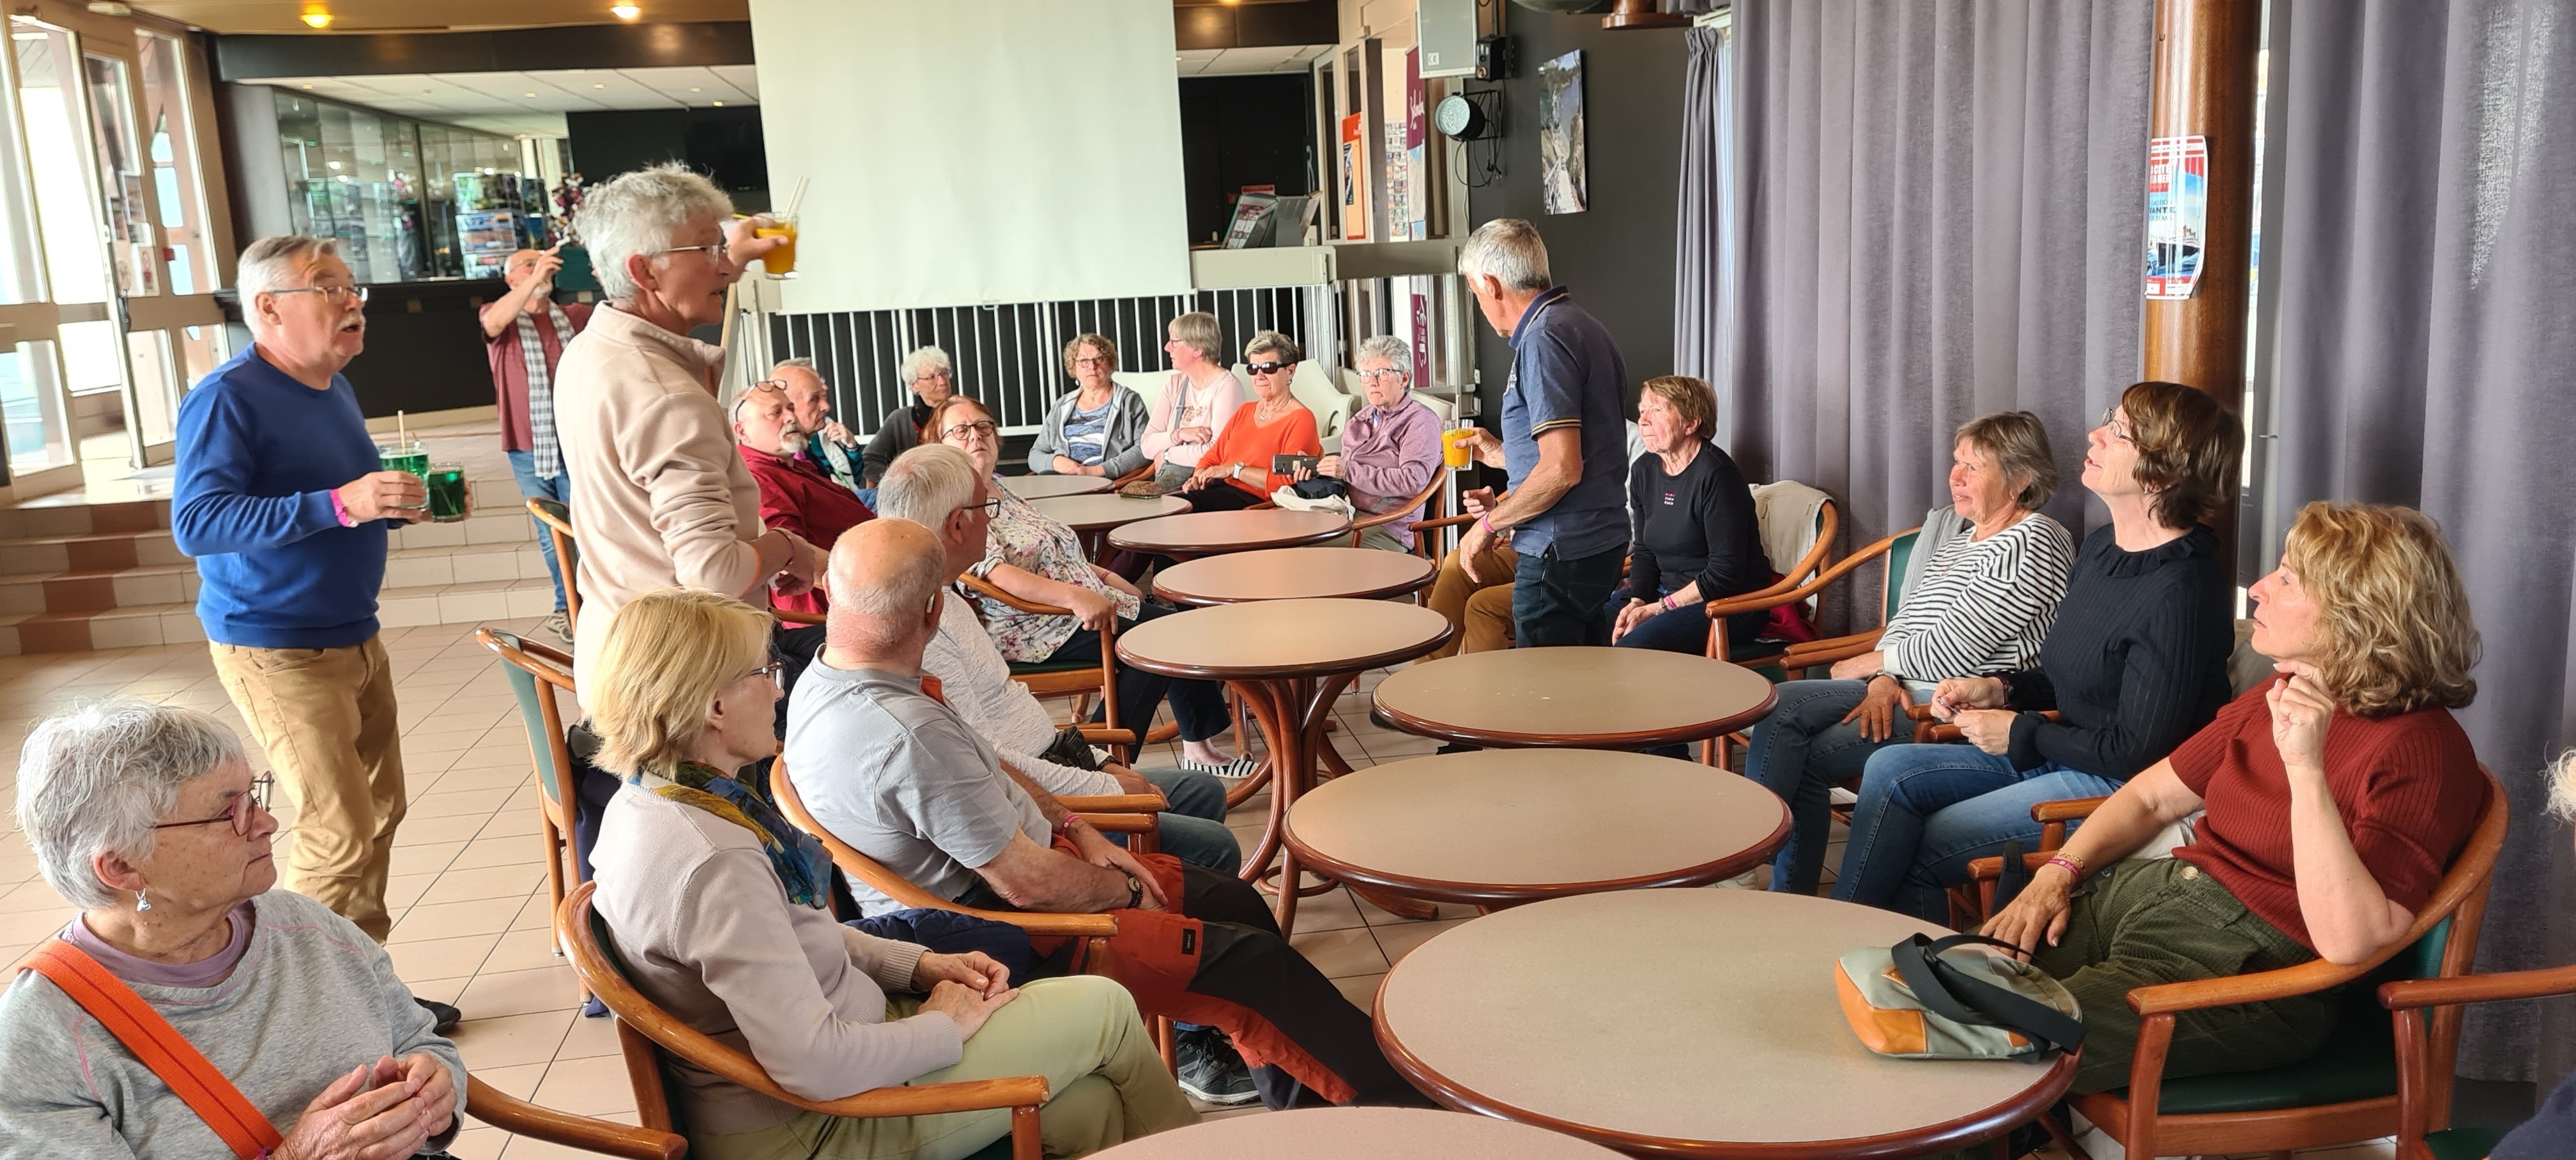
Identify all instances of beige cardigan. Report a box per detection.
[555,305,798,703]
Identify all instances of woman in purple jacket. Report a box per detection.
[1319,335,1444,553]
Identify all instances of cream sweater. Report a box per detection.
[554,305,801,705]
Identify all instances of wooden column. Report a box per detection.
[2142,0,2262,576]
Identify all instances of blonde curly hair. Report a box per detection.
[2279,501,2478,719]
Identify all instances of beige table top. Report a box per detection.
[1091,1106,1625,1158]
[1285,749,1788,903]
[1117,598,1453,680]
[1154,546,1436,606]
[1107,508,1351,555]
[1001,473,1112,499]
[1373,646,1779,748]
[1376,890,2076,1155]
[1028,492,1191,533]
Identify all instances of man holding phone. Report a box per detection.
[480,241,592,643]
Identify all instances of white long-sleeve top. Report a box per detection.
[922,591,1121,798]
[1137,369,1245,470]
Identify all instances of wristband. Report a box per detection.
[2044,853,2087,881]
[1478,514,1497,537]
[1659,593,1676,612]
[1057,814,1084,838]
[328,490,356,528]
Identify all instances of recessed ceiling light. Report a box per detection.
[301,11,331,28]
[525,91,537,97]
[689,87,701,93]
[593,83,605,89]
[301,84,314,89]
[611,3,641,18]
[712,100,723,107]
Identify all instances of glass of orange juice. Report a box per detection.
[1442,425,1476,469]
[756,216,798,279]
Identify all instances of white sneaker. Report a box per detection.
[539,611,572,645]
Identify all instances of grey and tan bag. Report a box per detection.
[1834,933,2084,1061]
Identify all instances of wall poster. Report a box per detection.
[1538,49,1587,215]
[1340,112,1367,241]
[2143,134,2207,299]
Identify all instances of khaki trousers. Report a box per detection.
[210,636,406,942]
[691,975,1197,1160]
[1425,543,1520,660]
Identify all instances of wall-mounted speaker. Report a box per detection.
[1419,0,1480,79]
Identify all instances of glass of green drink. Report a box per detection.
[427,462,469,523]
[376,440,429,515]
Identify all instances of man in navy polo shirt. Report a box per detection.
[1452,218,1632,646]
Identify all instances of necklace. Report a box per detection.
[1256,396,1296,422]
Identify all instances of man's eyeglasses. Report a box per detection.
[745,378,786,394]
[943,420,999,441]
[2100,406,2135,445]
[153,775,273,837]
[956,497,1004,518]
[654,236,731,262]
[267,284,368,306]
[1246,361,1294,376]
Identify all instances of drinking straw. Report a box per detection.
[398,410,408,446]
[783,176,810,221]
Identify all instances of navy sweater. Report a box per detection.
[172,346,387,648]
[2000,523,2234,779]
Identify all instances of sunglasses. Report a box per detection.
[153,775,275,838]
[1246,361,1294,376]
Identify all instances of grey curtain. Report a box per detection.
[1724,0,2153,583]
[1673,23,1735,390]
[2262,0,2576,1085]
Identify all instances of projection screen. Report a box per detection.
[748,0,1193,312]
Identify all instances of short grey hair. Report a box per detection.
[2549,750,2576,824]
[15,701,246,910]
[1244,330,1302,365]
[1953,410,2060,511]
[1356,335,1413,372]
[235,235,342,303]
[1459,218,1552,293]
[578,163,733,300]
[876,443,982,527]
[901,346,954,385]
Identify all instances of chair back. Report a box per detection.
[1881,528,1922,623]
[477,628,578,824]
[528,498,583,633]
[1407,390,1456,422]
[1110,370,1167,415]
[1749,482,1838,618]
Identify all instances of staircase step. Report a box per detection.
[0,576,560,656]
[0,563,199,616]
[0,529,186,576]
[0,497,169,540]
[387,541,552,589]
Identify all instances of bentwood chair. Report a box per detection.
[1965,768,2508,1160]
[2380,961,2576,1159]
[1346,469,1448,567]
[951,573,1179,761]
[473,628,586,934]
[461,1074,685,1157]
[560,882,1048,1160]
[527,498,582,634]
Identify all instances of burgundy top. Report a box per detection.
[2166,676,2486,952]
[61,901,255,988]
[740,444,875,614]
[487,301,594,452]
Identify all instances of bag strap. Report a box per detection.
[17,939,284,1159]
[1889,933,2087,1054]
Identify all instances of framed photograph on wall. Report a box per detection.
[1539,49,1586,214]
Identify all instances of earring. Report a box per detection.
[135,889,151,913]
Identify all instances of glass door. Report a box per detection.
[6,15,108,491]
[77,38,182,466]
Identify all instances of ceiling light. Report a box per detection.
[593,83,605,89]
[301,84,314,89]
[525,91,537,97]
[611,3,641,19]
[301,11,332,28]
[86,3,134,15]
[712,100,723,106]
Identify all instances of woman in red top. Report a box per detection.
[1984,501,2486,1095]
[1177,332,1321,512]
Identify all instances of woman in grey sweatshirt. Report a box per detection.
[1026,333,1152,479]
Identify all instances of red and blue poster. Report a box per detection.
[2143,135,2207,299]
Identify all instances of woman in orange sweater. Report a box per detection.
[1178,330,1321,512]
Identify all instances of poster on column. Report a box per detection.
[2143,135,2207,299]
[1340,113,1367,241]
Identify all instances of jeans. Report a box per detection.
[1182,482,1265,512]
[1049,603,1232,742]
[506,449,571,614]
[1829,744,2122,922]
[1745,680,1915,896]
[1604,583,1766,657]
[1136,767,1241,872]
[1512,544,1624,648]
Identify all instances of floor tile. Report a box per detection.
[454,963,586,1021]
[447,1007,579,1070]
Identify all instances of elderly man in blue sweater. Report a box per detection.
[173,237,433,990]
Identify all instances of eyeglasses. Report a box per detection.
[653,236,731,262]
[745,378,786,394]
[1358,368,1406,381]
[736,660,784,685]
[267,284,368,306]
[956,496,1003,518]
[1073,356,1112,368]
[152,775,273,837]
[1246,361,1294,376]
[2100,406,2135,445]
[942,420,999,441]
[912,369,953,385]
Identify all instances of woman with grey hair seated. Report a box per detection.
[1327,335,1444,551]
[0,700,466,1157]
[552,162,814,705]
[864,345,959,487]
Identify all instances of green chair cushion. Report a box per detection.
[1008,658,1101,678]
[961,1136,1015,1160]
[490,631,568,809]
[2129,993,2396,1114]
[2426,1124,2511,1160]
[1884,530,1921,622]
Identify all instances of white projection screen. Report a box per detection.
[749,0,1193,312]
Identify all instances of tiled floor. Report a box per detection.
[0,627,2408,1159]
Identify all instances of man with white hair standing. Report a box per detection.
[1449,218,1632,647]
[172,235,456,1028]
[479,243,590,642]
[862,345,958,487]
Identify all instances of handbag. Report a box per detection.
[1834,933,2084,1060]
[1039,724,1103,772]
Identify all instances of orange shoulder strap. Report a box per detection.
[17,939,284,1159]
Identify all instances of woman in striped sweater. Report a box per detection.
[1745,411,2075,896]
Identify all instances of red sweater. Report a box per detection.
[739,445,873,614]
[2168,676,2486,952]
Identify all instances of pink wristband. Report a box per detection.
[1478,514,1497,536]
[328,490,355,528]
[2045,854,2086,881]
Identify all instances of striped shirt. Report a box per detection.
[1876,511,2075,680]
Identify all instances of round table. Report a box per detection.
[1001,473,1112,500]
[1285,749,1789,908]
[1154,546,1436,607]
[1117,598,1452,934]
[1029,492,1191,556]
[1373,646,1778,750]
[1107,508,1351,561]
[1376,890,2079,1157]
[1091,1106,1625,1158]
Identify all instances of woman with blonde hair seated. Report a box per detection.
[1983,501,2488,1095]
[585,587,1195,1157]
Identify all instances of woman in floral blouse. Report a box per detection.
[933,397,1256,781]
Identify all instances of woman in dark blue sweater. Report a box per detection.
[1832,382,2241,920]
[1607,376,1768,654]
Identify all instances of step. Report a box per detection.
[0,577,559,656]
[0,528,187,576]
[0,562,199,616]
[0,497,167,540]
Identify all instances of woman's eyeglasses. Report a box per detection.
[2099,406,2135,445]
[153,775,274,837]
[943,420,999,441]
[737,660,785,686]
[267,284,369,306]
[1073,356,1112,369]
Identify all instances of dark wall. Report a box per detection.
[1178,74,1316,247]
[566,107,770,210]
[1467,19,1688,418]
[213,22,753,80]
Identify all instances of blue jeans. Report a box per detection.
[1140,767,1241,872]
[1829,744,2122,922]
[1604,583,1767,657]
[1745,680,1916,896]
[506,450,571,614]
[1513,545,1624,648]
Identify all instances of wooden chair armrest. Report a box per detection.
[464,1076,687,1159]
[957,572,1071,616]
[1076,813,1158,834]
[1112,463,1156,487]
[1409,512,1478,533]
[2031,797,2109,824]
[1918,724,1963,743]
[1699,520,1896,621]
[809,1076,1052,1120]
[2126,956,2372,1016]
[1777,632,1883,670]
[1964,851,2053,883]
[1059,794,1168,814]
[1077,727,1137,745]
[772,608,825,626]
[2380,964,2576,1011]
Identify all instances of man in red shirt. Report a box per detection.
[479,245,592,642]
[735,382,873,616]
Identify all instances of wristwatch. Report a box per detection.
[1124,874,1144,909]
[1229,462,1243,480]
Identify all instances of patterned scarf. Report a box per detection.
[514,298,574,480]
[640,761,832,909]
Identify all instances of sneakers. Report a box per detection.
[1180,756,1261,782]
[539,611,572,645]
[415,996,462,1034]
[1174,1027,1259,1105]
